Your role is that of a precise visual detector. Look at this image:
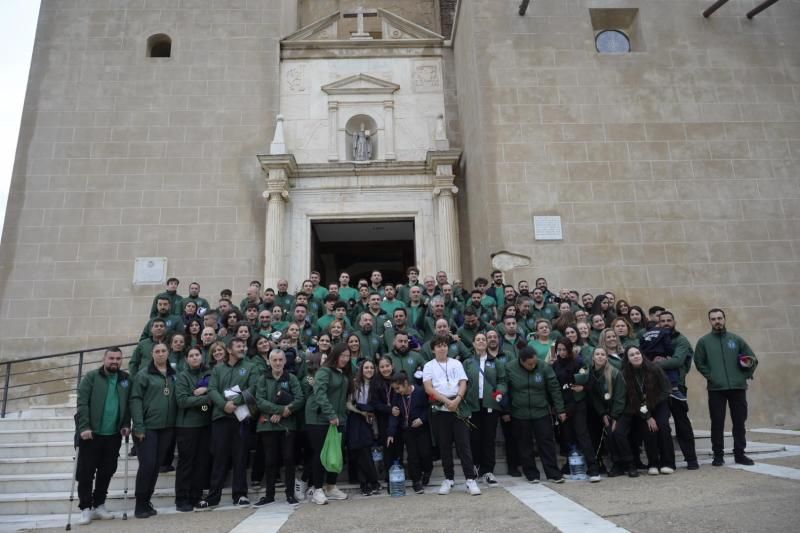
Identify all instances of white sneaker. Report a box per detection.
[660,466,674,475]
[483,473,499,486]
[311,488,327,505]
[589,474,602,483]
[78,509,92,525]
[465,478,482,496]
[648,467,659,476]
[294,479,308,501]
[438,479,455,495]
[91,504,114,520]
[324,485,348,500]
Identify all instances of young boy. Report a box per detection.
[387,372,432,494]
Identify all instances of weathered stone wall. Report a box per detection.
[0,0,286,358]
[299,0,441,35]
[451,0,800,426]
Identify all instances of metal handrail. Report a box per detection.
[1,342,137,418]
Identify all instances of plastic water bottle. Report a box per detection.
[371,446,385,479]
[569,447,587,480]
[389,460,406,497]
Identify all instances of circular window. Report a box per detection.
[595,30,631,54]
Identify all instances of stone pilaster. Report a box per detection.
[383,100,396,160]
[428,149,463,283]
[257,154,298,289]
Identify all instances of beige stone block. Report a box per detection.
[634,181,678,202]
[668,141,710,161]
[647,264,693,286]
[558,266,605,289]
[561,124,604,142]
[90,298,133,317]
[519,124,563,142]
[44,208,83,227]
[603,266,649,289]
[547,142,587,162]
[503,143,547,162]
[776,262,800,283]
[621,244,666,265]
[78,243,117,261]
[682,220,726,243]
[99,225,139,243]
[67,159,109,176]
[591,182,634,202]
[651,161,693,179]
[725,220,771,241]
[692,160,734,179]
[541,105,581,124]
[568,162,609,180]
[103,191,143,209]
[26,318,68,338]
[121,207,160,225]
[732,262,778,284]
[62,192,104,209]
[49,298,92,317]
[605,123,644,142]
[578,244,622,267]
[627,142,669,161]
[516,87,559,105]
[645,123,686,141]
[749,140,791,160]
[31,280,74,299]
[82,208,121,225]
[39,243,79,262]
[689,262,736,286]
[524,162,569,181]
[586,142,628,162]
[609,161,651,180]
[664,243,711,264]
[116,242,158,261]
[59,226,100,243]
[86,175,125,192]
[94,260,133,279]
[69,316,109,336]
[563,223,598,244]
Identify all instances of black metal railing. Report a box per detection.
[0,342,137,418]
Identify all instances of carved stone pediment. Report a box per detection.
[378,9,444,40]
[283,11,340,41]
[321,73,400,96]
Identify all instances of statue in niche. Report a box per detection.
[351,123,374,161]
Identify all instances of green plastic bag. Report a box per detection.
[320,425,343,474]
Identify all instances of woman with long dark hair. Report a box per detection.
[346,360,381,495]
[184,318,203,348]
[550,338,600,482]
[628,306,646,336]
[305,342,353,505]
[369,355,399,488]
[620,346,675,475]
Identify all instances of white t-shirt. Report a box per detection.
[423,357,468,400]
[478,355,487,399]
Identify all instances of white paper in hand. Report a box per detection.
[234,404,250,422]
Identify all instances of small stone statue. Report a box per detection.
[351,123,374,161]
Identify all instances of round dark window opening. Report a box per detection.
[595,30,630,54]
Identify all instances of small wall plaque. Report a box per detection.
[533,216,563,241]
[133,257,167,285]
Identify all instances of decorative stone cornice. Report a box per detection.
[257,153,299,178]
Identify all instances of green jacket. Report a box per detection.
[582,364,626,419]
[695,330,757,391]
[456,322,487,349]
[305,367,349,425]
[254,372,305,432]
[139,314,181,341]
[356,330,384,362]
[463,354,507,413]
[208,357,255,421]
[130,363,177,433]
[388,349,426,379]
[129,337,167,377]
[654,331,693,388]
[505,358,564,419]
[180,295,210,314]
[76,367,131,434]
[175,366,212,428]
[420,338,470,362]
[383,325,423,353]
[397,283,423,304]
[149,290,183,318]
[530,304,558,323]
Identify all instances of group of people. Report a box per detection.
[74,268,759,524]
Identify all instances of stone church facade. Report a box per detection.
[1,0,799,426]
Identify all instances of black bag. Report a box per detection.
[274,374,294,406]
[639,327,673,360]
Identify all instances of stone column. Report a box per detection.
[383,100,396,160]
[328,101,339,161]
[433,165,461,282]
[262,169,289,289]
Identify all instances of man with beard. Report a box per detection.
[406,286,427,332]
[388,331,426,380]
[500,316,526,360]
[200,327,218,363]
[695,309,758,467]
[456,307,487,349]
[384,308,423,352]
[469,289,496,326]
[485,270,506,310]
[369,270,385,297]
[440,283,464,326]
[149,278,183,319]
[356,313,383,362]
[140,297,180,340]
[423,297,453,342]
[517,280,531,298]
[290,303,316,346]
[240,285,263,314]
[530,288,558,323]
[75,348,131,525]
[180,282,210,316]
[130,319,167,377]
[380,285,406,316]
[274,280,294,313]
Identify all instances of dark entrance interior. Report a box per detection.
[311,220,415,286]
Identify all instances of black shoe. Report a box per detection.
[196,500,217,511]
[235,496,250,506]
[360,486,371,497]
[134,503,150,519]
[252,496,274,507]
[422,471,432,485]
[129,445,138,457]
[508,467,522,478]
[370,483,382,495]
[413,482,424,494]
[634,459,648,470]
[176,503,193,512]
[159,465,175,473]
[145,501,157,516]
[734,454,755,466]
[607,465,625,478]
[627,466,639,478]
[286,495,298,505]
[686,461,700,470]
[712,456,724,467]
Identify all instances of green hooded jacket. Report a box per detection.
[208,357,254,421]
[130,362,177,433]
[77,367,131,434]
[254,372,305,432]
[581,363,627,419]
[304,366,348,426]
[175,365,212,428]
[694,330,757,391]
[505,358,564,419]
[463,354,507,413]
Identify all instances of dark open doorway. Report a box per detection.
[311,219,415,286]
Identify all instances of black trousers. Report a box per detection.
[307,424,340,489]
[432,411,476,480]
[384,433,404,480]
[297,430,313,483]
[134,428,173,503]
[175,426,210,506]
[500,415,519,469]
[262,431,295,499]
[558,401,598,473]
[588,408,633,466]
[207,417,248,505]
[622,402,675,469]
[77,434,121,510]
[512,416,561,480]
[352,447,378,488]
[669,391,697,463]
[470,407,499,475]
[709,389,748,456]
[403,428,432,483]
[251,420,266,484]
